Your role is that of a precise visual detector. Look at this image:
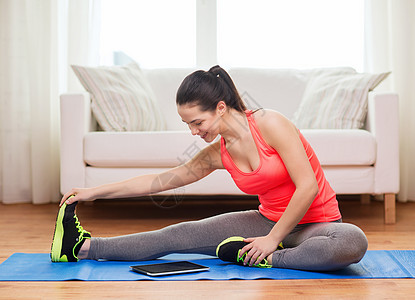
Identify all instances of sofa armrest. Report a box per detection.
[60,93,92,194]
[366,92,400,194]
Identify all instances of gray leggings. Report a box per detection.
[87,210,368,271]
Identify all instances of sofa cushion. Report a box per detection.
[228,67,356,120]
[84,131,211,167]
[72,62,166,131]
[292,71,390,129]
[301,129,376,166]
[229,68,308,120]
[143,68,196,131]
[84,129,376,168]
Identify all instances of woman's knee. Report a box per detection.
[335,223,368,264]
[350,224,368,260]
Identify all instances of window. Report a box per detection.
[99,0,196,68]
[217,0,364,71]
[99,0,364,71]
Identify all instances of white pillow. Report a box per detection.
[292,71,390,129]
[72,62,166,131]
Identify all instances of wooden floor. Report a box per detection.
[0,196,414,299]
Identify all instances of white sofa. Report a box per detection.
[60,68,400,224]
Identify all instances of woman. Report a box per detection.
[51,66,368,271]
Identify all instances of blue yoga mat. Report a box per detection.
[0,251,414,281]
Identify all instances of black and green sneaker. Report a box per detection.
[216,236,283,268]
[50,200,91,262]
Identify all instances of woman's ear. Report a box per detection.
[217,101,226,116]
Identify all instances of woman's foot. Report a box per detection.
[50,200,91,262]
[216,236,279,268]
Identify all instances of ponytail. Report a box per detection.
[176,65,247,113]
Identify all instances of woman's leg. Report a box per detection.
[271,222,368,271]
[87,210,274,261]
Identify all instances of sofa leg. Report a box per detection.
[384,193,396,224]
[360,194,371,204]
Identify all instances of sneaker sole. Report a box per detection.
[50,203,67,262]
[216,236,245,257]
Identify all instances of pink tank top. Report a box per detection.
[220,110,341,224]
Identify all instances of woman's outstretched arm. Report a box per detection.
[61,140,223,206]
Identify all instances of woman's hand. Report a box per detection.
[60,188,96,206]
[240,235,280,266]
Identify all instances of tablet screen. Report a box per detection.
[130,261,209,277]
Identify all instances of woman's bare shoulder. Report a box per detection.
[253,109,293,128]
[253,109,298,147]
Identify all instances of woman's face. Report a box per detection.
[177,103,222,143]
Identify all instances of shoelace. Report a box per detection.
[237,249,271,268]
[73,215,89,236]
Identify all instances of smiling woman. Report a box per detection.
[176,65,248,142]
[52,65,368,271]
[178,105,218,142]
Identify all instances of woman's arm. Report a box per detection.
[241,110,319,266]
[61,140,223,206]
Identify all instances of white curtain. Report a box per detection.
[0,0,99,204]
[365,0,415,202]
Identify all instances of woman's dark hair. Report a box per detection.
[176,65,247,112]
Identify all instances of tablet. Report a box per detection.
[130,261,209,277]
